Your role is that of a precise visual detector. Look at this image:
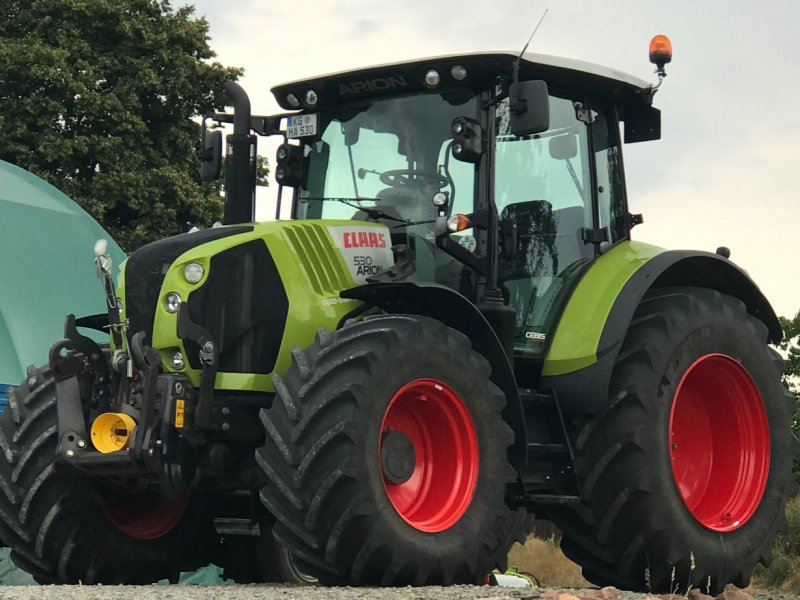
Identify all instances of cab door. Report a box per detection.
[494,93,598,358]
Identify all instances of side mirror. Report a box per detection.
[199,127,223,181]
[549,134,577,160]
[343,121,360,146]
[509,80,550,137]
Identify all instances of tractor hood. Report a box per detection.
[117,220,392,394]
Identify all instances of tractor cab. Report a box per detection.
[271,51,661,359]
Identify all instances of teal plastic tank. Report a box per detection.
[0,160,125,408]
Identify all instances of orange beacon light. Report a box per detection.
[649,35,673,77]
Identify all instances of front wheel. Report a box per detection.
[552,288,797,594]
[0,365,219,583]
[256,314,524,585]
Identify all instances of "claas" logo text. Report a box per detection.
[343,231,387,249]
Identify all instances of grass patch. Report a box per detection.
[514,499,800,594]
[507,535,589,588]
[753,495,800,594]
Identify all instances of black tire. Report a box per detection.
[0,365,220,584]
[550,287,797,595]
[256,314,524,585]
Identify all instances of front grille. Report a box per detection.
[186,240,289,374]
[124,226,253,343]
[283,223,351,294]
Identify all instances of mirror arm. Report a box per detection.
[435,235,488,277]
[509,58,526,115]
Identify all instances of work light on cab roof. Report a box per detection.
[424,69,441,88]
[450,64,467,80]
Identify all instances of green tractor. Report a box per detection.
[0,38,795,593]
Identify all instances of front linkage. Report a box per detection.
[48,239,239,498]
[50,313,196,497]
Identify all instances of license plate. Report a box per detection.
[287,114,318,138]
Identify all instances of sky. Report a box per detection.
[184,0,800,318]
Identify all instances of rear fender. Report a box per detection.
[541,242,780,415]
[341,282,527,470]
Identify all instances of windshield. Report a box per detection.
[294,90,478,291]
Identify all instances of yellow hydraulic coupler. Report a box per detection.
[91,412,137,453]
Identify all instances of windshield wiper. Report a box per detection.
[300,197,408,224]
[392,219,436,229]
[301,196,380,203]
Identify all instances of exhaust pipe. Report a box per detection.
[223,80,257,225]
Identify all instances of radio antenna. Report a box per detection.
[512,8,549,112]
[518,9,549,60]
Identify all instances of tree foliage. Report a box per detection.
[757,312,800,594]
[0,0,243,250]
[780,311,800,395]
[777,310,800,485]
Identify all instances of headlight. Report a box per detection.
[165,292,182,313]
[184,263,205,284]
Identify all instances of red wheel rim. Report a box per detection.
[100,491,189,540]
[669,353,770,532]
[380,378,479,532]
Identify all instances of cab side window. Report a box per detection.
[592,105,627,247]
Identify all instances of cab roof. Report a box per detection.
[271,50,653,110]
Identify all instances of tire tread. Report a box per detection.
[550,287,795,594]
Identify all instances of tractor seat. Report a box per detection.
[499,200,588,280]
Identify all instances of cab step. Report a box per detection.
[524,494,581,505]
[527,442,570,457]
[214,517,261,537]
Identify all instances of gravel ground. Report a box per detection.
[0,585,796,600]
[0,585,543,600]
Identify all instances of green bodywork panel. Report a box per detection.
[118,220,392,393]
[541,240,664,377]
[117,222,663,389]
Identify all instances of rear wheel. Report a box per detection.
[257,314,524,585]
[0,365,219,583]
[551,288,797,594]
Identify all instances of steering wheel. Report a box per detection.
[379,169,448,189]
